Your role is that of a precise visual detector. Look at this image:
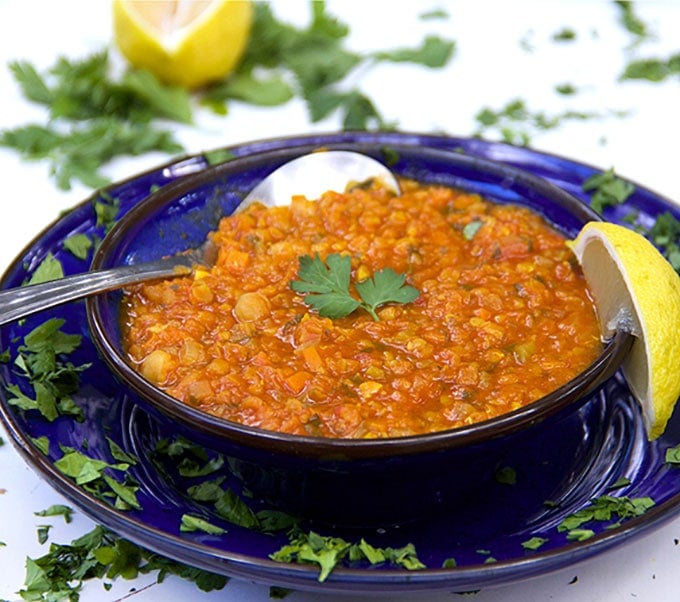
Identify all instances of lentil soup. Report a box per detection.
[121,180,602,439]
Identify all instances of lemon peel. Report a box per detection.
[112,0,253,89]
[568,221,680,439]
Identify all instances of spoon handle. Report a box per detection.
[0,257,192,327]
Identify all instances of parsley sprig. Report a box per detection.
[1,2,454,191]
[290,253,419,321]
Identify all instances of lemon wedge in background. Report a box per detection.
[112,0,253,89]
[568,221,680,439]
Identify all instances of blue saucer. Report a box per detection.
[1,132,679,595]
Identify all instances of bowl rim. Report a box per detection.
[87,142,634,459]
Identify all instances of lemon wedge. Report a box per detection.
[568,221,680,439]
[112,0,253,89]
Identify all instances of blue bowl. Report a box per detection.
[87,142,632,526]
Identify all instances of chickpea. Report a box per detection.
[233,291,271,323]
[141,349,176,384]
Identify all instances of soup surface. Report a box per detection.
[122,180,602,438]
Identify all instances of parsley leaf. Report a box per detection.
[180,514,226,535]
[290,253,419,321]
[7,318,89,422]
[581,167,635,214]
[557,494,655,538]
[18,524,228,599]
[270,530,425,582]
[620,54,680,82]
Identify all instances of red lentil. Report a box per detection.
[121,180,602,438]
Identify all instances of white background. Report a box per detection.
[0,1,679,600]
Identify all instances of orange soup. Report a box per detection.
[121,180,602,438]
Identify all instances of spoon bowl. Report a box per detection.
[0,150,395,326]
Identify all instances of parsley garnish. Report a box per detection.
[581,167,635,214]
[54,447,141,510]
[521,536,549,551]
[2,3,454,190]
[18,524,228,599]
[614,0,651,39]
[620,54,680,82]
[290,253,419,321]
[270,530,425,582]
[557,494,655,538]
[6,318,90,422]
[665,443,680,465]
[473,98,608,147]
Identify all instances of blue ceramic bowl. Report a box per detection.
[87,142,632,526]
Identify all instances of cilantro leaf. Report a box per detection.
[291,254,419,321]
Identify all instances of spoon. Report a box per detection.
[0,151,399,327]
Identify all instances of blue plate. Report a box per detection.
[1,132,680,595]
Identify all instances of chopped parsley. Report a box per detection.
[557,494,655,538]
[18,524,228,600]
[613,0,651,39]
[521,536,549,551]
[54,447,141,510]
[665,443,680,465]
[270,530,425,582]
[581,167,635,214]
[620,54,680,82]
[6,318,90,422]
[473,98,608,147]
[290,253,419,321]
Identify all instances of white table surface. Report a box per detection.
[1,1,679,600]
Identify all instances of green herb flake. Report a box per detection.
[34,504,73,523]
[291,253,419,321]
[566,528,595,541]
[495,465,517,485]
[665,444,680,465]
[558,494,655,536]
[31,435,51,455]
[614,0,651,38]
[17,524,228,599]
[6,318,89,422]
[26,253,64,286]
[36,525,52,545]
[180,514,226,535]
[521,536,549,551]
[62,233,93,261]
[552,27,577,42]
[92,193,120,233]
[270,530,425,582]
[581,167,635,214]
[463,220,484,241]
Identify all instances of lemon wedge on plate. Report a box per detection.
[568,221,680,439]
[112,0,253,89]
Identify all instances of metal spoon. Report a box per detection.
[0,151,399,327]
